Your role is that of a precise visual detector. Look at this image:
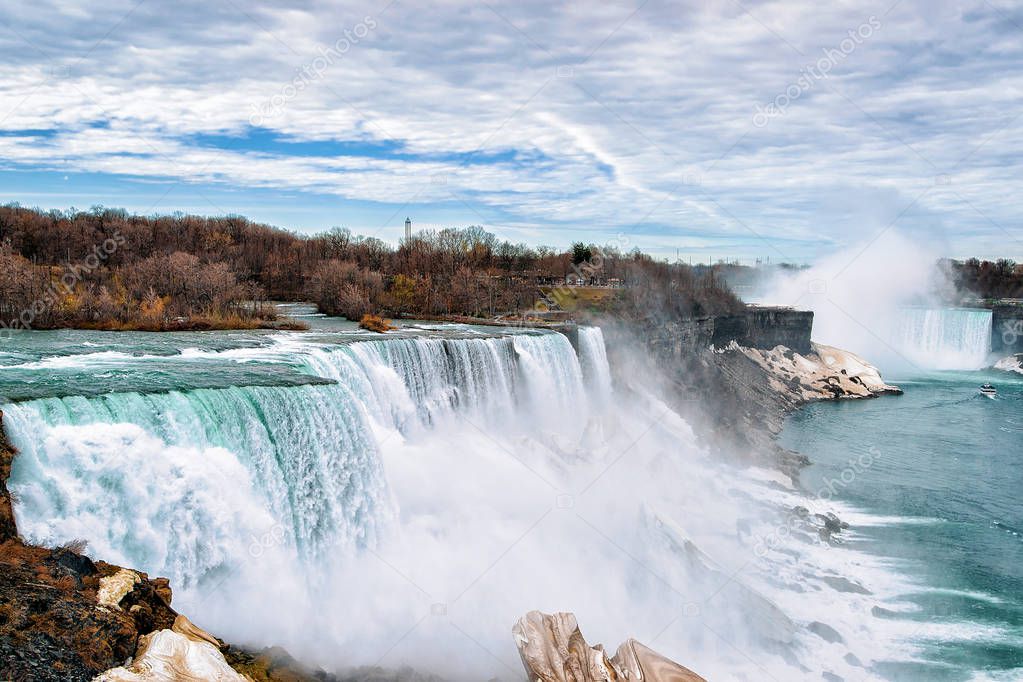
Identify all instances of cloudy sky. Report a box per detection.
[0,0,1020,261]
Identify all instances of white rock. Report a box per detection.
[513,610,706,682]
[96,569,141,609]
[734,341,899,402]
[93,615,250,682]
[994,354,1023,375]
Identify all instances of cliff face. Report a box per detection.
[712,307,814,355]
[641,307,814,360]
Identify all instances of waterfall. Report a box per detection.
[4,383,388,577]
[4,329,598,589]
[0,324,910,680]
[893,307,993,370]
[577,326,613,398]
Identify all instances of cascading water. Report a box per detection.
[4,383,388,572]
[577,326,613,399]
[892,307,993,370]
[0,325,961,679]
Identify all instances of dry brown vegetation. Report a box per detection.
[1,204,743,330]
[358,313,394,333]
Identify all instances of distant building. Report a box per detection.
[404,217,412,242]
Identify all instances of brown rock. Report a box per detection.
[0,410,19,542]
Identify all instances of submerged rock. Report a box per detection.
[513,610,706,681]
[808,621,844,644]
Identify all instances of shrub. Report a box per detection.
[359,314,394,333]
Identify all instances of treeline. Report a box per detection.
[0,204,742,331]
[943,258,1023,301]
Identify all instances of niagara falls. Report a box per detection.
[1,1,1022,680]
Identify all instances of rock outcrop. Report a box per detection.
[994,353,1023,375]
[732,342,902,402]
[0,540,178,681]
[513,611,706,682]
[95,615,249,681]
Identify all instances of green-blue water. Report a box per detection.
[783,369,1023,680]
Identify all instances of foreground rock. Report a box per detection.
[513,611,706,682]
[95,615,247,681]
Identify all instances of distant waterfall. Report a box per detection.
[893,307,993,370]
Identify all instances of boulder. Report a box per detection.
[513,610,706,682]
[94,615,249,681]
[994,353,1023,375]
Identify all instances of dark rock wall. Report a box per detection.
[712,308,814,355]
[640,307,814,360]
[596,313,811,478]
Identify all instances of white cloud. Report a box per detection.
[0,0,1020,259]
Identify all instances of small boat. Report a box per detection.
[980,384,997,398]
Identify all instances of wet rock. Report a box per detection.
[820,576,871,595]
[816,513,849,534]
[808,621,844,644]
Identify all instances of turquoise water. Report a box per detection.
[783,369,1023,680]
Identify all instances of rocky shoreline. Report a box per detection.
[994,352,1023,375]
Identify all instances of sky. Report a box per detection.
[0,0,1021,263]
